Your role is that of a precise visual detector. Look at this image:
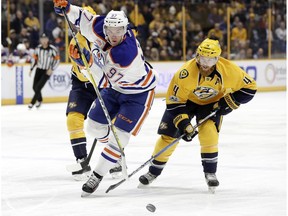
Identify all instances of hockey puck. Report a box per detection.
[146,203,156,212]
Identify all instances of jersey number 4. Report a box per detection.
[243,76,252,84]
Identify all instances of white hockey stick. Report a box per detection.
[105,109,218,193]
[62,9,128,179]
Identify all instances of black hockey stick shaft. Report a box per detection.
[80,139,97,168]
[105,110,218,193]
[66,139,97,172]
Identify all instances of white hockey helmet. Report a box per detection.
[103,10,129,37]
[17,43,26,51]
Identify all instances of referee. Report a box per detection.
[28,33,60,109]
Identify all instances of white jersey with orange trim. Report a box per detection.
[66,5,158,94]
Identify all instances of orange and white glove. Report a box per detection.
[53,0,70,16]
[69,44,93,68]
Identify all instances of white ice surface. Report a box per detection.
[1,91,286,216]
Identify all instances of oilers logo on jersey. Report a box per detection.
[92,46,105,69]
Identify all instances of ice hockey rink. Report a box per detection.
[1,91,286,216]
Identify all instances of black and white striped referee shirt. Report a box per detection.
[31,44,60,70]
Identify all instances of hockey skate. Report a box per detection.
[35,101,42,108]
[81,171,103,197]
[109,160,123,179]
[138,172,157,187]
[205,173,219,193]
[72,158,91,181]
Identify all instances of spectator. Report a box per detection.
[231,21,247,44]
[166,5,177,23]
[246,48,254,59]
[235,48,246,60]
[275,21,286,53]
[148,31,162,49]
[24,10,40,31]
[150,47,160,61]
[128,3,148,45]
[159,49,169,61]
[7,29,20,53]
[45,12,59,41]
[207,7,223,28]
[186,48,194,60]
[18,27,30,43]
[207,23,224,45]
[253,48,265,59]
[10,10,24,34]
[149,13,164,34]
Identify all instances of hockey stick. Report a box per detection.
[105,109,218,193]
[66,139,97,172]
[62,9,128,179]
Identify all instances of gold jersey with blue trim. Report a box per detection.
[166,57,257,106]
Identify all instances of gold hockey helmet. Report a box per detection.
[196,38,221,58]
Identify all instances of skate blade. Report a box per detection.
[81,191,92,198]
[137,183,150,189]
[110,172,122,179]
[73,173,90,181]
[208,186,217,194]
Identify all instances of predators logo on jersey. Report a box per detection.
[159,122,168,130]
[179,69,189,79]
[193,86,218,100]
[68,102,77,109]
[193,74,223,100]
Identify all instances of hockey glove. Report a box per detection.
[173,114,195,142]
[53,0,70,16]
[214,93,240,115]
[69,44,93,68]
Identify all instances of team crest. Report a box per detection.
[193,86,218,100]
[68,102,77,109]
[179,69,189,79]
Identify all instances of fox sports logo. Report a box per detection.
[48,70,71,92]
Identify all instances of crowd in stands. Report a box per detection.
[1,0,286,65]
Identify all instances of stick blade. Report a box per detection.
[105,179,126,193]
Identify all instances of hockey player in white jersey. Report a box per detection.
[54,0,158,196]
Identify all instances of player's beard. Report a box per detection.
[198,65,215,77]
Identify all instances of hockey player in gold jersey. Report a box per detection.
[139,38,257,192]
[66,6,97,180]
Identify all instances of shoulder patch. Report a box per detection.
[179,69,189,79]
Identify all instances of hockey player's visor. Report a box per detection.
[198,56,218,67]
[104,26,125,37]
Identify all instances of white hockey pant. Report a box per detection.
[86,118,130,176]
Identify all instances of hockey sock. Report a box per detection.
[201,152,218,173]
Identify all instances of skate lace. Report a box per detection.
[145,172,157,182]
[86,174,100,188]
[205,173,217,181]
